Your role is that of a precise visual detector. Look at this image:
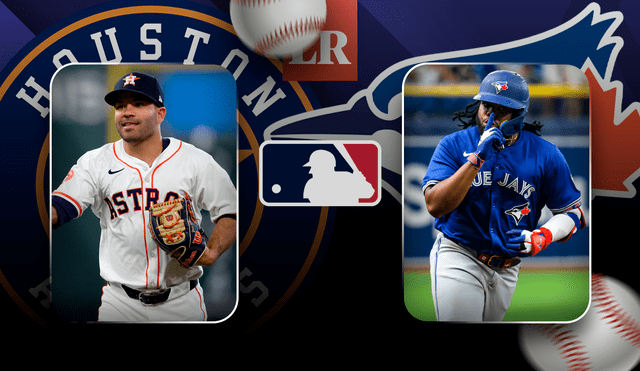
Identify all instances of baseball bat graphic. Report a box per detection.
[335,143,360,175]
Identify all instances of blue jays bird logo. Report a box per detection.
[492,81,509,94]
[505,202,531,224]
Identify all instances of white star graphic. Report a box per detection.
[123,73,140,86]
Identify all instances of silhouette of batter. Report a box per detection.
[302,150,374,205]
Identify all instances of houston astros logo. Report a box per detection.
[0,0,326,332]
[0,0,626,335]
[123,73,140,86]
[63,170,74,182]
[492,81,509,94]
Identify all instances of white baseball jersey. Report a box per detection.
[52,137,236,290]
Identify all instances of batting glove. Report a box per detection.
[467,114,505,169]
[506,228,553,257]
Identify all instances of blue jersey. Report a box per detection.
[422,126,581,257]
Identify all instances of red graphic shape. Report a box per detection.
[343,143,378,203]
[283,0,357,81]
[588,68,640,193]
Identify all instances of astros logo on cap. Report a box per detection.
[491,81,509,94]
[123,73,140,86]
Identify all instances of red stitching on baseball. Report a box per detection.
[592,274,640,348]
[232,0,280,7]
[532,320,592,369]
[254,16,326,56]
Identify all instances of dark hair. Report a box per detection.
[452,100,543,135]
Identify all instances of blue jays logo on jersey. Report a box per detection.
[260,141,380,206]
[492,81,509,94]
[505,202,531,224]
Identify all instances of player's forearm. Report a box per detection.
[198,216,236,266]
[424,162,479,218]
[540,211,581,242]
[52,205,59,227]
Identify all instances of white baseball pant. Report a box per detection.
[429,232,520,321]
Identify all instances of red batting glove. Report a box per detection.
[528,227,553,257]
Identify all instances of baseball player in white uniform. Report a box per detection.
[51,71,237,322]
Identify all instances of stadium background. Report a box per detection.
[403,64,590,322]
[49,64,238,322]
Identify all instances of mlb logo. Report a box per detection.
[260,141,381,206]
[282,0,358,81]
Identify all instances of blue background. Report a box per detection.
[1,2,640,369]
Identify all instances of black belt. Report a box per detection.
[119,280,197,305]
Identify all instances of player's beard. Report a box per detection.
[477,117,492,136]
[476,115,519,146]
[477,122,486,136]
[477,115,501,136]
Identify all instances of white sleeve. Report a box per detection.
[540,208,583,242]
[194,154,237,223]
[52,151,101,217]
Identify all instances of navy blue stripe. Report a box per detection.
[52,195,78,228]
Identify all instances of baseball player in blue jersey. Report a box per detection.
[422,70,586,321]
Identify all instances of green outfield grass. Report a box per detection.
[404,268,590,322]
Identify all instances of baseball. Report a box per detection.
[519,274,640,371]
[230,0,327,58]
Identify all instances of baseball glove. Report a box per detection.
[148,195,207,268]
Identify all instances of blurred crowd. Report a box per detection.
[405,64,588,120]
[405,64,586,86]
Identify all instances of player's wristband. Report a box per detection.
[467,153,484,170]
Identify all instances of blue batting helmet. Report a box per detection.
[473,70,530,136]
